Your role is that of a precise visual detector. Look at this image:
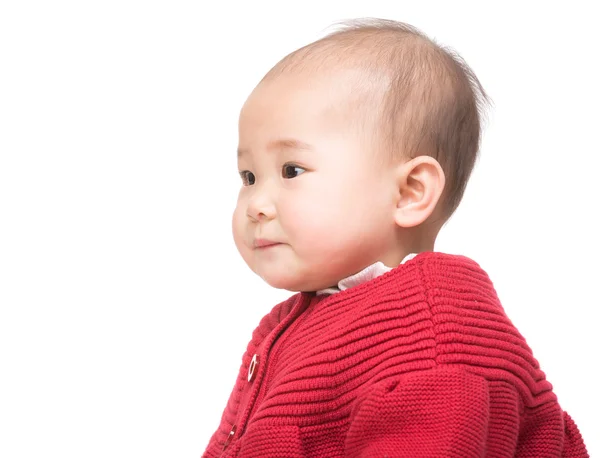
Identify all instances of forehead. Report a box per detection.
[237,138,313,160]
[239,68,382,144]
[240,73,344,128]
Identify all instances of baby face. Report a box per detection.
[232,70,402,292]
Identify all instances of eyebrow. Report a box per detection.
[237,138,314,158]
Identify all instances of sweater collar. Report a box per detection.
[316,253,418,296]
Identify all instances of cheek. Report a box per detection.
[282,191,349,250]
[232,204,247,249]
[305,180,356,224]
[291,180,384,250]
[278,189,320,234]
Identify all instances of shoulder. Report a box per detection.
[409,251,489,278]
[407,252,500,311]
[414,253,555,405]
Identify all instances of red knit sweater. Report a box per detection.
[202,252,588,457]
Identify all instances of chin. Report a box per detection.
[259,272,306,292]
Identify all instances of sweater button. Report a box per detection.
[248,353,259,382]
[222,424,236,450]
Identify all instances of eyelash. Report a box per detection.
[239,164,306,186]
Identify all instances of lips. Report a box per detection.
[254,238,281,249]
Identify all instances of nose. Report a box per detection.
[246,182,276,222]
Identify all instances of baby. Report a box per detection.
[203,19,588,457]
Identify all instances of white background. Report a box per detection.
[1,1,598,457]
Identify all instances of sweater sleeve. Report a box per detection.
[344,366,495,458]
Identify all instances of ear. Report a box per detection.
[394,156,445,228]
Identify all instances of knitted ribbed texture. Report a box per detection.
[202,252,588,457]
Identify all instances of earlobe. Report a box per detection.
[394,156,445,228]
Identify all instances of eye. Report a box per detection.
[239,170,255,186]
[282,164,306,179]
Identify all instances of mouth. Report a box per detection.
[254,239,282,249]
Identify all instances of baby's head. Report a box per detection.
[233,19,489,292]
